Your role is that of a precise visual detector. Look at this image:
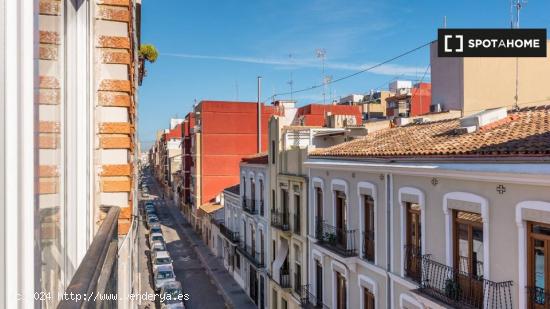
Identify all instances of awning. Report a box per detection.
[272,239,289,282]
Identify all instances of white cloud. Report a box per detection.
[162,52,428,77]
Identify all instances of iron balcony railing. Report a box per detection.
[58,207,120,309]
[219,223,240,243]
[315,218,357,257]
[293,213,301,235]
[243,198,258,215]
[279,269,291,288]
[271,209,290,231]
[526,286,550,308]
[236,243,264,268]
[414,254,513,309]
[362,230,375,262]
[299,285,329,309]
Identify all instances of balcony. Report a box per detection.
[293,213,301,235]
[58,207,119,309]
[527,286,550,308]
[315,219,357,257]
[299,285,329,309]
[219,223,240,244]
[243,199,259,215]
[404,244,422,284]
[236,243,264,268]
[411,254,513,309]
[271,209,290,231]
[362,230,375,262]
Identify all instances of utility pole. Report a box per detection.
[511,0,526,109]
[257,76,262,152]
[288,53,294,100]
[316,48,327,103]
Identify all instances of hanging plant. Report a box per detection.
[139,44,158,63]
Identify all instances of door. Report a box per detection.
[528,222,550,308]
[454,210,484,306]
[335,192,346,247]
[363,287,375,309]
[405,203,421,281]
[336,271,347,309]
[249,266,258,304]
[363,195,375,262]
[316,261,323,306]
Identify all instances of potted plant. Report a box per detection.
[444,278,461,301]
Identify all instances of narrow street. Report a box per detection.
[137,170,236,309]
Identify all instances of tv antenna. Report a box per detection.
[316,48,327,103]
[511,0,527,29]
[287,53,294,100]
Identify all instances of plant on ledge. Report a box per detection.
[444,278,461,301]
[138,44,158,85]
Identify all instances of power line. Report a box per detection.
[264,40,435,103]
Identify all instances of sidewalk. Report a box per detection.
[155,185,257,309]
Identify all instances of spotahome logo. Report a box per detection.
[438,29,547,57]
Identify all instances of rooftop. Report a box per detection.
[310,105,550,160]
[241,152,268,164]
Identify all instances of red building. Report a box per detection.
[183,101,280,223]
[296,104,362,126]
[386,82,432,117]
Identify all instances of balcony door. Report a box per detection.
[363,287,375,309]
[528,221,550,308]
[316,187,323,221]
[405,202,421,281]
[316,261,323,305]
[250,178,255,203]
[336,271,347,309]
[282,189,289,226]
[453,210,484,304]
[335,192,347,247]
[363,195,375,262]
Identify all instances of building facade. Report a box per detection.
[304,105,550,309]
[1,0,142,307]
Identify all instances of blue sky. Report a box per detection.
[138,0,550,147]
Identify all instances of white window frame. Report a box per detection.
[443,191,489,278]
[398,187,426,277]
[515,200,550,309]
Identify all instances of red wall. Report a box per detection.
[410,83,432,116]
[297,104,362,126]
[198,101,277,204]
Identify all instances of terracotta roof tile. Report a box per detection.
[310,105,550,159]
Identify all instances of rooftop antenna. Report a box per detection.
[443,16,447,28]
[235,80,239,101]
[287,53,294,100]
[316,48,327,104]
[511,0,527,109]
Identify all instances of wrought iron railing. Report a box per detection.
[219,223,240,243]
[280,270,291,288]
[243,198,258,215]
[299,285,329,309]
[294,213,301,235]
[236,243,264,268]
[315,219,357,257]
[271,209,290,231]
[58,207,120,309]
[362,230,375,262]
[416,254,513,309]
[526,286,550,308]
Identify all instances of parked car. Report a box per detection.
[150,223,162,234]
[151,240,166,253]
[151,250,173,272]
[149,232,164,245]
[154,265,176,291]
[147,215,160,227]
[160,281,185,309]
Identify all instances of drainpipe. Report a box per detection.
[257,76,262,153]
[386,172,393,308]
